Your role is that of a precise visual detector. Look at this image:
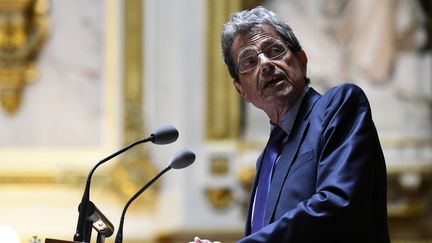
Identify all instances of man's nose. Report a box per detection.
[257,53,274,74]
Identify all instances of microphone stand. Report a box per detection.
[46,201,113,243]
[72,125,179,242]
[114,148,195,243]
[74,137,153,242]
[115,166,171,243]
[87,201,115,243]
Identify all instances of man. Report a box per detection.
[194,6,390,243]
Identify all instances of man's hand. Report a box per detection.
[189,236,221,243]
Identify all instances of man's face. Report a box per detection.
[231,25,307,117]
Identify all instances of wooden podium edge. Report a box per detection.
[45,238,80,243]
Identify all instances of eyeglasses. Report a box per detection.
[236,39,289,74]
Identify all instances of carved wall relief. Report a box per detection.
[0,0,48,114]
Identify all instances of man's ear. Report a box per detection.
[296,49,308,76]
[233,80,250,102]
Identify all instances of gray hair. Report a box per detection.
[221,6,302,82]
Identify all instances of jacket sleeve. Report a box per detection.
[238,84,383,242]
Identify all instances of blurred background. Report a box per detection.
[0,0,431,242]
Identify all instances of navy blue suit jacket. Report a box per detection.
[240,84,390,243]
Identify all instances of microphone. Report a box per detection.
[73,125,179,242]
[114,148,196,243]
[150,125,179,144]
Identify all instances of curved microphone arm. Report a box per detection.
[115,148,195,243]
[115,166,171,243]
[73,125,178,242]
[74,137,153,242]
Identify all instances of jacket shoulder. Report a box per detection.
[322,83,369,105]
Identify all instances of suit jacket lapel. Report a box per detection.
[264,88,321,225]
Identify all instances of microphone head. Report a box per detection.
[150,125,179,145]
[170,148,196,169]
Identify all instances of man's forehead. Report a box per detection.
[231,25,281,55]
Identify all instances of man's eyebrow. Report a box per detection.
[244,38,280,50]
[260,38,281,46]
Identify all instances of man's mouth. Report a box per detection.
[263,76,285,89]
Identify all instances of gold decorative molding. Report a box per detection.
[210,155,230,175]
[111,0,158,208]
[205,0,266,140]
[204,0,264,211]
[0,0,49,114]
[0,170,107,187]
[381,137,432,148]
[205,186,234,209]
[0,0,119,187]
[205,0,242,140]
[242,0,266,10]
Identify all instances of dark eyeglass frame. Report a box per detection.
[236,38,291,74]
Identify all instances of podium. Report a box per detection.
[45,239,79,243]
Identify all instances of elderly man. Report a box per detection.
[194,6,390,243]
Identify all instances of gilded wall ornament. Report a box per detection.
[0,0,49,114]
[111,0,158,208]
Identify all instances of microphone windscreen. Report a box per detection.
[170,149,196,169]
[151,125,179,145]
